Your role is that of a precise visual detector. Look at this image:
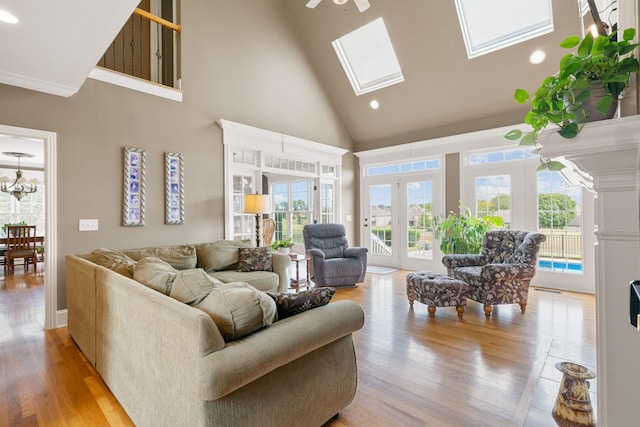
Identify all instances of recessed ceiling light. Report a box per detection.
[0,10,19,24]
[529,49,546,65]
[370,100,379,109]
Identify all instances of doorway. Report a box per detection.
[363,170,443,271]
[0,124,57,330]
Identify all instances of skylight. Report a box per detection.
[332,17,404,96]
[455,0,554,59]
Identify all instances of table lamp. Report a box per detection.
[244,193,270,247]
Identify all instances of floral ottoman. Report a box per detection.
[406,271,470,319]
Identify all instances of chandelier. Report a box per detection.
[0,152,38,201]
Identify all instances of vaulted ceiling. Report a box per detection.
[0,1,606,151]
[283,0,587,151]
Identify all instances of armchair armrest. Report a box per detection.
[344,247,367,258]
[442,254,487,269]
[481,263,537,282]
[308,248,326,259]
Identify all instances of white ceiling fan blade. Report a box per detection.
[353,0,370,12]
[306,0,323,9]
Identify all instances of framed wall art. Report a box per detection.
[165,152,184,224]
[122,146,146,226]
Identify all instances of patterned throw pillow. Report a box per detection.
[237,247,273,272]
[267,287,336,320]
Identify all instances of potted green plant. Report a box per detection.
[271,237,294,254]
[505,27,639,170]
[433,203,504,254]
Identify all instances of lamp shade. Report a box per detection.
[244,194,270,214]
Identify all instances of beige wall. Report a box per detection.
[0,0,354,309]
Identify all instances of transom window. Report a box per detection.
[367,159,440,177]
[468,148,537,165]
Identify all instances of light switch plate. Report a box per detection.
[79,219,99,231]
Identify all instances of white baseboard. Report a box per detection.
[56,309,68,328]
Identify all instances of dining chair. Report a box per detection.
[5,225,37,274]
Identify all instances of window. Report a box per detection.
[332,17,404,95]
[406,180,434,260]
[367,159,440,177]
[320,182,335,224]
[0,171,45,236]
[220,120,346,242]
[468,148,537,165]
[272,181,312,245]
[475,174,511,227]
[455,0,554,58]
[537,171,583,273]
[231,172,256,241]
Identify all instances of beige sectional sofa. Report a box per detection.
[66,241,365,427]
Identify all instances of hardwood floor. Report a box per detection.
[0,267,596,426]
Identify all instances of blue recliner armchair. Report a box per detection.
[303,223,368,288]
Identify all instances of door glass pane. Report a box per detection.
[407,180,433,260]
[475,174,511,227]
[537,171,583,273]
[369,184,392,256]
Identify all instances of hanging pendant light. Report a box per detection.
[0,152,38,201]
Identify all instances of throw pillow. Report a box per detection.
[237,247,273,272]
[194,240,253,272]
[267,287,336,320]
[133,257,178,295]
[195,282,277,341]
[88,248,137,278]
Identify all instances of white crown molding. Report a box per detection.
[0,70,78,97]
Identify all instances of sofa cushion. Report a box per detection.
[133,256,177,294]
[123,245,197,270]
[237,247,273,272]
[195,240,253,272]
[88,248,136,278]
[209,270,279,293]
[134,257,223,304]
[194,282,277,341]
[170,269,222,305]
[267,287,336,320]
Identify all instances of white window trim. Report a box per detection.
[217,119,348,240]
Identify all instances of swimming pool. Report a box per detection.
[538,260,583,272]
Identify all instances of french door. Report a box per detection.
[363,173,443,271]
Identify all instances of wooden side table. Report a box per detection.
[289,253,310,292]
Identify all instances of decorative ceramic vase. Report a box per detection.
[278,247,290,255]
[552,362,596,427]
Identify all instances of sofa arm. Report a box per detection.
[198,300,365,400]
[271,252,291,293]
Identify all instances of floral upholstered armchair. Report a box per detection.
[441,230,546,317]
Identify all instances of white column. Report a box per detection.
[540,115,640,426]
